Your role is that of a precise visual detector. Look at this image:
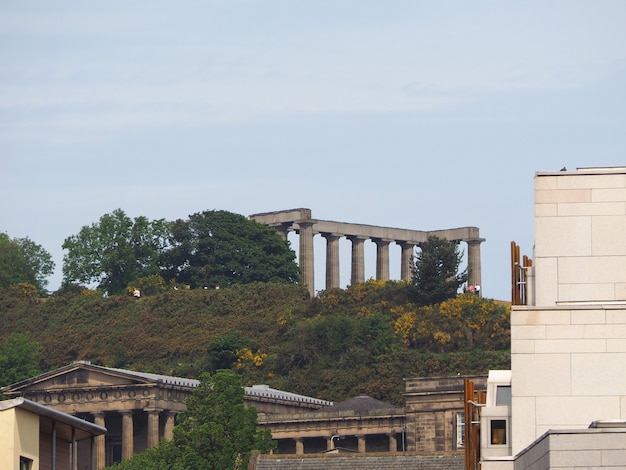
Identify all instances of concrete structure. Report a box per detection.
[0,397,106,470]
[250,209,484,296]
[1,362,330,469]
[480,167,626,469]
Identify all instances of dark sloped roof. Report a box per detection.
[322,393,397,413]
[1,361,331,407]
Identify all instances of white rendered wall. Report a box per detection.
[511,168,626,455]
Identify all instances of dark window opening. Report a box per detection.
[490,419,507,445]
[20,456,33,470]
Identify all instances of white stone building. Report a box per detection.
[481,167,626,469]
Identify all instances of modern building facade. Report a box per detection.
[480,167,626,469]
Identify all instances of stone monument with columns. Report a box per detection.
[250,209,484,297]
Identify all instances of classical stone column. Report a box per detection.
[466,238,485,293]
[388,433,397,452]
[326,436,334,451]
[294,437,304,455]
[164,412,176,441]
[348,236,366,285]
[93,412,106,470]
[275,223,291,240]
[373,239,391,281]
[322,233,341,290]
[298,221,315,297]
[399,242,414,281]
[147,410,160,448]
[121,411,134,461]
[356,434,366,453]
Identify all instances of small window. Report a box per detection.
[495,386,511,406]
[490,419,507,445]
[456,412,465,448]
[20,456,33,470]
[109,443,123,465]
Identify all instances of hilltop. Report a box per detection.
[0,281,510,405]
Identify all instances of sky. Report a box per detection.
[2,1,625,300]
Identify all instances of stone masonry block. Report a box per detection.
[593,187,626,202]
[572,353,626,395]
[559,256,626,284]
[557,201,626,216]
[511,325,547,340]
[512,354,571,397]
[549,449,602,467]
[570,309,606,324]
[535,189,591,204]
[557,173,626,190]
[535,203,557,217]
[607,338,626,352]
[511,339,535,354]
[511,309,570,326]
[535,216,591,258]
[592,215,626,256]
[558,283,616,303]
[534,338,606,354]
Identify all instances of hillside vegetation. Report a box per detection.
[0,281,510,405]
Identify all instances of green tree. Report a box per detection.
[62,209,171,295]
[411,235,467,305]
[0,333,42,388]
[163,210,300,289]
[0,233,55,295]
[207,332,251,373]
[108,370,274,470]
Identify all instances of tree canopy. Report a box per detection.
[0,233,55,295]
[62,209,171,295]
[0,333,42,388]
[163,210,300,289]
[411,235,467,305]
[61,209,299,295]
[108,370,274,470]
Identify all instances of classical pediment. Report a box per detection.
[2,361,156,395]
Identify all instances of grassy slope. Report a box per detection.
[0,282,510,405]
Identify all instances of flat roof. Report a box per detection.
[0,397,106,441]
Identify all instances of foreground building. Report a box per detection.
[0,396,106,470]
[479,167,626,469]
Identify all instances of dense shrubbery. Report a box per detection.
[0,280,510,405]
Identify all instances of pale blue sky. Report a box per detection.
[2,1,625,299]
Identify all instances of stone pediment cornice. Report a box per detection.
[1,361,197,397]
